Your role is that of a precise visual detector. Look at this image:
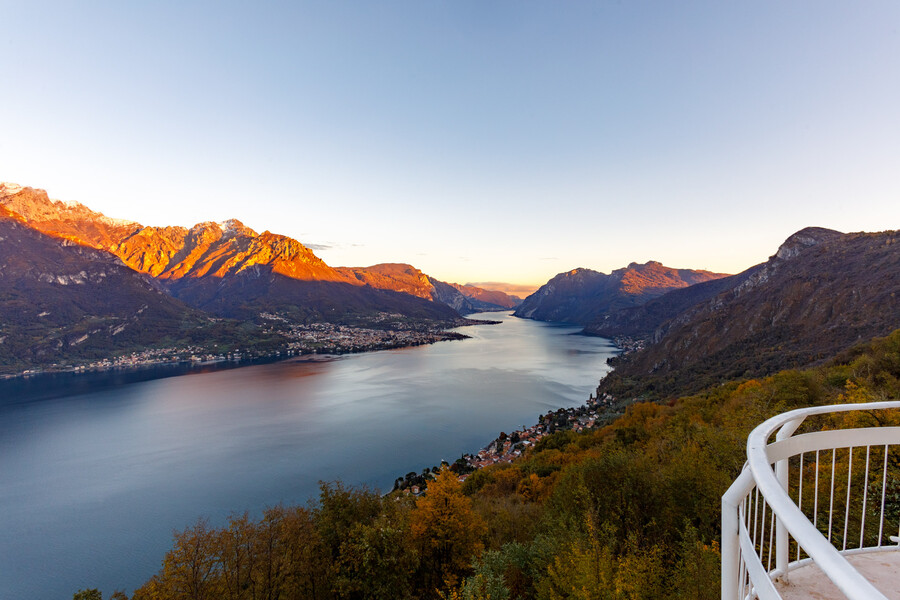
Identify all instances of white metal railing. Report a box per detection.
[721,401,900,600]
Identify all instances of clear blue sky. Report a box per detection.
[3,1,899,291]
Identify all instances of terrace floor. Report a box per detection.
[774,550,900,600]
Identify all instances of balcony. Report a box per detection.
[722,401,900,599]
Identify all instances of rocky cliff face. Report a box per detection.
[600,227,900,399]
[429,278,476,314]
[0,184,141,251]
[116,221,351,283]
[514,262,728,325]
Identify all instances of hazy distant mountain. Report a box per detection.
[600,227,900,399]
[449,283,522,309]
[514,262,729,325]
[336,263,475,313]
[466,281,538,299]
[336,264,519,313]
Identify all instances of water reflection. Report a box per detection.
[0,312,618,598]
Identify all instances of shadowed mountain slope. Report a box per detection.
[584,268,762,339]
[0,207,278,372]
[514,261,728,325]
[600,227,900,400]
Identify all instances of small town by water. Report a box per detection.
[0,312,619,599]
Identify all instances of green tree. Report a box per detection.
[315,481,382,560]
[335,510,417,600]
[73,590,102,600]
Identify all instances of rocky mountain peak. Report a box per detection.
[218,219,257,238]
[557,267,603,281]
[775,227,844,261]
[0,182,25,196]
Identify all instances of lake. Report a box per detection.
[0,312,618,599]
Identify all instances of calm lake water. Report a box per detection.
[0,312,617,599]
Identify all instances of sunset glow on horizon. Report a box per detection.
[3,1,899,289]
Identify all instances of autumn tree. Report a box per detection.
[159,518,220,600]
[216,512,257,600]
[279,505,332,600]
[410,468,487,594]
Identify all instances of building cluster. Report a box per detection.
[613,336,646,354]
[259,312,466,354]
[13,312,467,378]
[450,388,616,485]
[20,345,292,376]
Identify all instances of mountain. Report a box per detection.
[514,262,729,325]
[466,281,539,299]
[583,268,760,339]
[0,185,460,323]
[449,283,522,310]
[0,183,141,251]
[336,263,475,313]
[0,206,281,373]
[116,220,351,283]
[336,264,520,314]
[600,227,900,399]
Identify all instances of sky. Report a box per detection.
[2,1,899,292]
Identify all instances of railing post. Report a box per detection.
[721,497,740,600]
[775,418,804,581]
[775,455,790,578]
[722,468,753,600]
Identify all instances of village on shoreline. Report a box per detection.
[391,383,618,495]
[3,314,501,380]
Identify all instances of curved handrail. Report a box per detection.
[745,401,900,600]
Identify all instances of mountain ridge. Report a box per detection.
[0,206,288,372]
[514,261,729,325]
[600,227,900,399]
[0,184,500,319]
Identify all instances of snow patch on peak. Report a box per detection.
[218,219,256,237]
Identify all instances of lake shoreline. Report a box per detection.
[0,312,617,599]
[0,317,505,383]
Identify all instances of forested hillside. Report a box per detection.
[93,329,900,600]
[599,228,900,401]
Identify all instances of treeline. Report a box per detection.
[90,329,900,600]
